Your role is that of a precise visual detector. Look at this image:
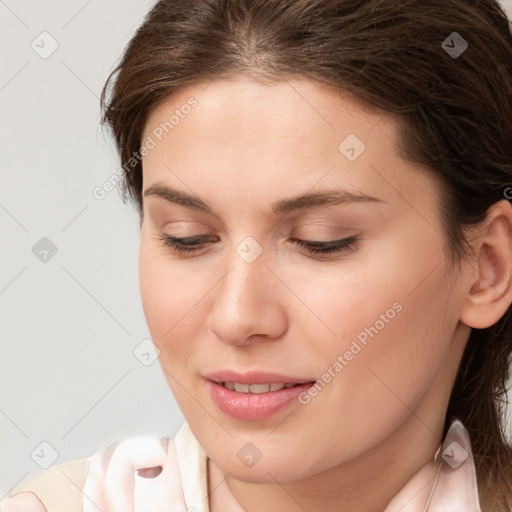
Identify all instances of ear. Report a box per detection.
[460,199,512,329]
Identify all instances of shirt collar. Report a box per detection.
[384,418,481,511]
[427,418,481,511]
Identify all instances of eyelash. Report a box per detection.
[157,234,358,256]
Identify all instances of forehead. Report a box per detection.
[143,77,384,145]
[140,77,441,222]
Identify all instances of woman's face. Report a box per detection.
[138,77,472,482]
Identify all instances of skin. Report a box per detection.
[2,77,511,511]
[136,77,512,511]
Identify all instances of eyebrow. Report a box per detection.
[143,182,385,217]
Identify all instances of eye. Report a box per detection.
[158,234,358,256]
[158,234,213,254]
[290,236,358,255]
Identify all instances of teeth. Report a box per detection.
[223,382,298,393]
[234,383,250,393]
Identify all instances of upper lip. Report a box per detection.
[204,370,316,385]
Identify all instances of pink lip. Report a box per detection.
[204,370,316,422]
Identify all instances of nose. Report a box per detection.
[207,238,288,347]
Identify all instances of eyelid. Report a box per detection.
[173,234,212,243]
[157,233,359,257]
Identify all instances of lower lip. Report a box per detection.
[207,380,315,421]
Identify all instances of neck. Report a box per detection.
[209,411,444,512]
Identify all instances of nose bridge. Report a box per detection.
[207,234,286,344]
[219,234,271,308]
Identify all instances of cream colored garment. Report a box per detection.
[6,419,481,511]
[6,458,89,510]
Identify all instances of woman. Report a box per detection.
[2,0,512,510]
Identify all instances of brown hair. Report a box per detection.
[100,0,512,509]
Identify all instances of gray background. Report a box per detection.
[0,0,188,498]
[1,0,512,499]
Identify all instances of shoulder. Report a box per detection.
[1,457,90,511]
[0,423,208,512]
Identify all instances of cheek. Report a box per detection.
[321,265,456,439]
[138,244,206,412]
[138,242,202,353]
[297,232,456,398]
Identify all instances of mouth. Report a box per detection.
[205,369,315,386]
[219,382,303,393]
[205,375,316,422]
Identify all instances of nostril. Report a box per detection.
[136,465,163,478]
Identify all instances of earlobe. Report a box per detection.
[460,200,512,329]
